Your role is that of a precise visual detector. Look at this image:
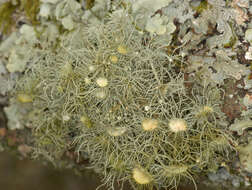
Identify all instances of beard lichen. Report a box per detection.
[11,10,236,190]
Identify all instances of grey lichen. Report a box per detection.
[230,119,252,135]
[239,141,252,173]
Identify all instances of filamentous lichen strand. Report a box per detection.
[11,8,236,190]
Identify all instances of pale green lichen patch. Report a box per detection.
[245,29,252,43]
[239,141,252,173]
[230,119,252,135]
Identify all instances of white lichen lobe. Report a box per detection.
[168,118,187,133]
[107,127,127,136]
[142,118,158,131]
[132,167,152,184]
[96,77,108,87]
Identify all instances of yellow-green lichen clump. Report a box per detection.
[13,10,236,190]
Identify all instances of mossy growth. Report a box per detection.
[0,1,19,34]
[83,0,96,10]
[0,0,40,34]
[20,0,40,25]
[190,0,210,15]
[12,9,236,190]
